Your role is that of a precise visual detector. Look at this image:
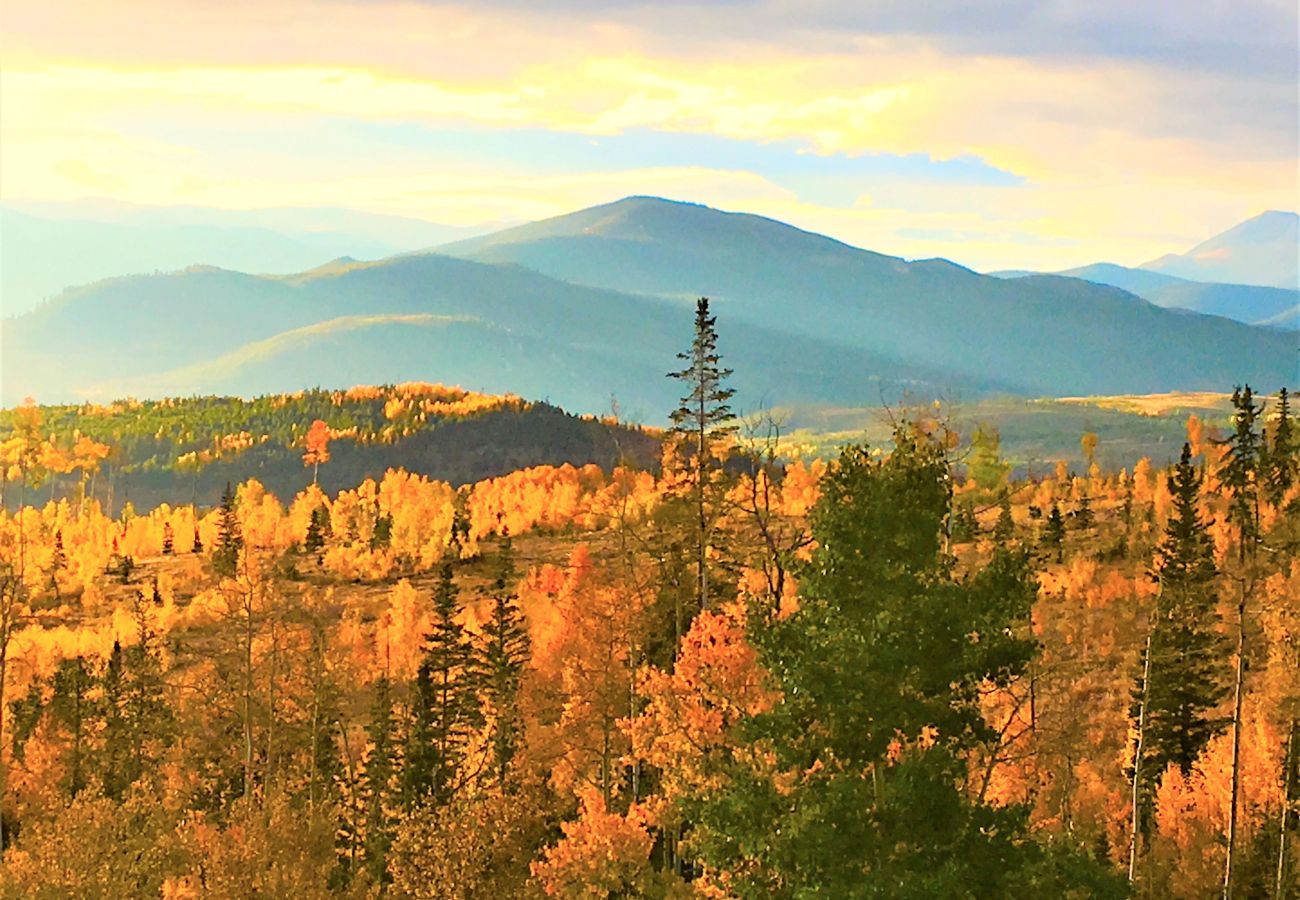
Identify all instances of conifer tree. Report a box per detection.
[477,531,530,784]
[1129,444,1227,828]
[48,656,93,797]
[1218,385,1264,896]
[1264,385,1296,507]
[305,504,330,556]
[360,675,398,885]
[1074,492,1094,531]
[213,481,243,577]
[668,297,736,611]
[1219,385,1263,556]
[51,529,66,572]
[192,525,203,554]
[1042,502,1066,561]
[404,563,481,806]
[994,493,1015,543]
[683,424,1122,896]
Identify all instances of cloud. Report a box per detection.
[0,0,1294,273]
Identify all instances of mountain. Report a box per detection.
[990,262,1298,328]
[1141,210,1299,289]
[3,197,1294,415]
[0,252,962,418]
[0,204,493,318]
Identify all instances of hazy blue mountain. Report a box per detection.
[0,204,496,318]
[438,197,1294,393]
[1141,210,1298,289]
[1,253,964,417]
[3,197,1294,417]
[991,261,1298,327]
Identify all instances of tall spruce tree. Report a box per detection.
[477,531,530,784]
[1219,385,1264,558]
[360,675,398,885]
[669,297,736,611]
[1130,444,1227,825]
[1264,386,1297,507]
[404,562,481,806]
[1042,502,1066,562]
[213,481,243,577]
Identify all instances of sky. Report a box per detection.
[1,0,1296,272]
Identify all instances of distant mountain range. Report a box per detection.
[992,262,1298,329]
[2,197,1294,417]
[1142,211,1298,289]
[0,202,499,318]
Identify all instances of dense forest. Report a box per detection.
[0,302,1296,898]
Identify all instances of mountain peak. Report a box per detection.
[1141,210,1298,289]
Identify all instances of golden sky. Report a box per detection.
[1,0,1296,271]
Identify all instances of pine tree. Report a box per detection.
[192,525,203,553]
[1074,492,1094,530]
[1218,385,1263,557]
[48,656,94,796]
[213,481,243,577]
[403,563,481,806]
[305,504,330,555]
[1264,386,1297,507]
[683,424,1122,896]
[477,531,530,784]
[1042,502,1066,562]
[51,529,66,571]
[1130,443,1227,828]
[668,297,736,611]
[359,675,398,885]
[994,493,1015,543]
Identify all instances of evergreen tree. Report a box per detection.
[1264,385,1297,507]
[403,563,481,806]
[1218,385,1263,557]
[1074,493,1094,530]
[48,656,94,796]
[359,675,398,885]
[305,504,330,555]
[477,531,530,783]
[213,481,243,577]
[1130,443,1227,825]
[994,493,1016,543]
[51,529,66,571]
[668,297,736,611]
[192,525,203,553]
[1042,502,1066,561]
[685,424,1123,896]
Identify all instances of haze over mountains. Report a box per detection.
[0,202,497,318]
[2,197,1295,419]
[1141,210,1298,289]
[990,211,1299,329]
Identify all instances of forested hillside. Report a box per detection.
[0,383,659,513]
[0,303,1296,897]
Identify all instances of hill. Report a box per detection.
[3,197,1294,412]
[1140,210,1299,289]
[990,261,1298,327]
[0,383,660,512]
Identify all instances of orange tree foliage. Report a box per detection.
[0,400,1295,896]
